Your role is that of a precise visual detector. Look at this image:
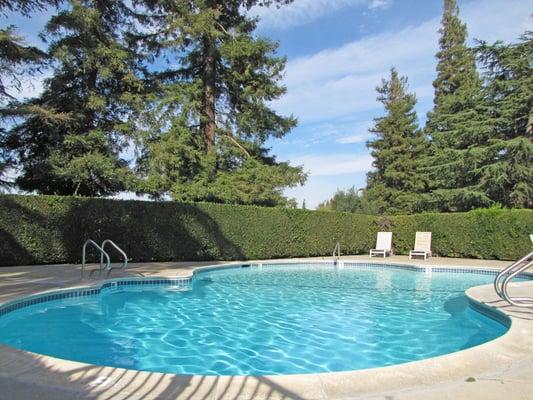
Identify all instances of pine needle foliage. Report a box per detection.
[364,68,428,214]
[132,0,305,206]
[4,0,147,196]
[0,1,62,188]
[422,0,493,211]
[475,32,533,208]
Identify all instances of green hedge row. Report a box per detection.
[0,194,531,266]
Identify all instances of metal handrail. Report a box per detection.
[333,242,341,263]
[82,240,110,279]
[101,240,128,276]
[501,259,533,307]
[494,251,533,298]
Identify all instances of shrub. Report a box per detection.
[0,194,531,266]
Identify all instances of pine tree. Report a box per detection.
[0,27,45,189]
[317,186,364,213]
[476,32,533,208]
[0,1,61,189]
[0,1,61,15]
[133,0,305,206]
[364,68,428,214]
[4,0,146,196]
[423,0,492,211]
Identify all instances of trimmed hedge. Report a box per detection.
[0,194,531,266]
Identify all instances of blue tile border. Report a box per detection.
[1,260,530,319]
[0,276,192,317]
[239,260,533,280]
[467,297,512,328]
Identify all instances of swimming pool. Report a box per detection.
[0,262,512,376]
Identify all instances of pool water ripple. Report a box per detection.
[0,263,508,375]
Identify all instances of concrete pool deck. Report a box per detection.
[0,255,532,399]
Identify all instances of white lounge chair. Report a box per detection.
[369,232,393,258]
[409,232,432,260]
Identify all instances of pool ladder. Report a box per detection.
[333,242,342,266]
[494,250,533,308]
[81,239,128,279]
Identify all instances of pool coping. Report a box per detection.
[1,259,533,399]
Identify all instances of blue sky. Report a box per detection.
[253,0,531,208]
[2,0,531,207]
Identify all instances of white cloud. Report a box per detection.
[279,0,531,206]
[251,0,367,30]
[15,72,50,101]
[275,0,531,126]
[338,118,373,142]
[336,134,369,144]
[0,69,51,103]
[463,0,531,44]
[283,119,373,146]
[284,174,368,209]
[292,153,373,177]
[284,176,343,209]
[275,20,438,125]
[368,0,392,10]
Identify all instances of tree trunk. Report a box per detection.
[201,35,216,153]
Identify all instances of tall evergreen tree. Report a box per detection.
[364,68,428,214]
[0,1,62,189]
[133,0,305,206]
[4,0,146,195]
[423,0,492,211]
[0,27,45,189]
[476,32,533,208]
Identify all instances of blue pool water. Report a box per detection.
[0,263,508,375]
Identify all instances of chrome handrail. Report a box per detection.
[494,251,533,298]
[81,239,110,279]
[333,242,341,263]
[101,240,128,276]
[494,250,533,308]
[501,259,533,307]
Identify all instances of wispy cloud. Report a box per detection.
[15,71,50,101]
[292,153,373,177]
[336,134,369,144]
[282,155,372,207]
[276,20,437,125]
[0,69,51,104]
[251,0,368,30]
[284,175,363,209]
[276,0,531,207]
[368,0,392,10]
[275,0,531,126]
